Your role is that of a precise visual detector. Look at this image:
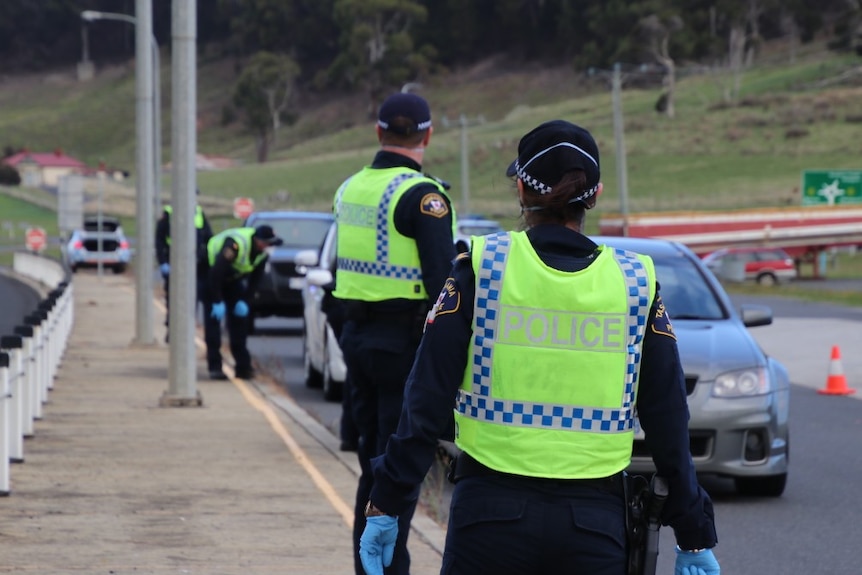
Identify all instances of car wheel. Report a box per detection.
[322,340,342,402]
[735,473,787,497]
[303,329,323,388]
[113,264,126,274]
[756,272,777,286]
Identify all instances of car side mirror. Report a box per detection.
[306,269,333,287]
[740,304,773,328]
[295,249,319,268]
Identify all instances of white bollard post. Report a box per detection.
[27,311,47,420]
[0,351,10,494]
[12,326,35,437]
[1,336,25,463]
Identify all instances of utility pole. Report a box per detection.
[161,0,201,406]
[459,115,470,216]
[456,114,485,217]
[133,0,156,345]
[612,63,630,237]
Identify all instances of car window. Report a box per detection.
[83,218,120,232]
[761,249,789,261]
[254,218,333,249]
[459,223,503,236]
[652,254,725,321]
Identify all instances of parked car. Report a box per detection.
[701,246,797,285]
[593,236,790,497]
[64,215,131,274]
[295,222,346,401]
[454,216,504,253]
[242,211,334,327]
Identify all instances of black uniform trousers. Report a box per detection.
[212,279,253,375]
[340,318,421,575]
[441,469,628,575]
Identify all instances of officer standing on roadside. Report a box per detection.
[206,224,283,380]
[358,120,720,575]
[333,92,457,575]
[155,193,226,378]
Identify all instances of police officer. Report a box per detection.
[333,92,456,575]
[155,195,225,378]
[206,224,283,380]
[359,120,720,575]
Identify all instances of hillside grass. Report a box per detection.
[2,41,861,292]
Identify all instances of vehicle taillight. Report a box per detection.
[73,240,83,249]
[120,240,129,249]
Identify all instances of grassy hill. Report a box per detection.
[1,40,861,237]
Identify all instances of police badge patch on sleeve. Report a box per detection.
[426,277,460,326]
[650,295,676,340]
[420,193,450,218]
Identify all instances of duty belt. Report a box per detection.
[449,451,624,494]
[343,300,425,324]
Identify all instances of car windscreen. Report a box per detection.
[459,223,503,236]
[261,218,333,249]
[651,254,726,321]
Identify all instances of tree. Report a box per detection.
[232,51,301,163]
[330,0,430,115]
[639,13,683,119]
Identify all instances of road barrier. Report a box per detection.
[0,252,73,495]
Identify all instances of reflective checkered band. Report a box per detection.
[457,238,650,432]
[335,172,424,281]
[333,177,353,214]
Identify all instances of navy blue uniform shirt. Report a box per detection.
[369,224,718,550]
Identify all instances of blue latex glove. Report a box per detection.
[675,547,720,575]
[211,302,226,321]
[159,263,170,277]
[359,515,398,575]
[233,300,249,317]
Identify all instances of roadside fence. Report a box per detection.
[0,252,73,495]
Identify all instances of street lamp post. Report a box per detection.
[80,10,161,213]
[81,7,159,344]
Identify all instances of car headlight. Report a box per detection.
[712,367,770,398]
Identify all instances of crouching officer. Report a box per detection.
[206,224,282,380]
[358,120,720,575]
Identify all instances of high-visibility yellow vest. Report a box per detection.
[454,231,656,479]
[207,227,265,274]
[332,166,455,301]
[162,205,205,245]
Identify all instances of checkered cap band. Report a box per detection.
[457,239,650,432]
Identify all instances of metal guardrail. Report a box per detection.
[0,252,73,495]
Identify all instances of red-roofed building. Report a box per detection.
[2,149,88,188]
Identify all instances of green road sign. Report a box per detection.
[802,170,862,206]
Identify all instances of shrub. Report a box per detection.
[0,163,21,185]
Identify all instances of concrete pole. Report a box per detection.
[459,114,470,216]
[134,0,156,345]
[153,41,162,215]
[612,63,630,237]
[161,0,201,406]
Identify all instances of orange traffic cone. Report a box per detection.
[818,346,856,396]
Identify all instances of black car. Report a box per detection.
[242,211,334,326]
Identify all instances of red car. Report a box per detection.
[702,247,797,285]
